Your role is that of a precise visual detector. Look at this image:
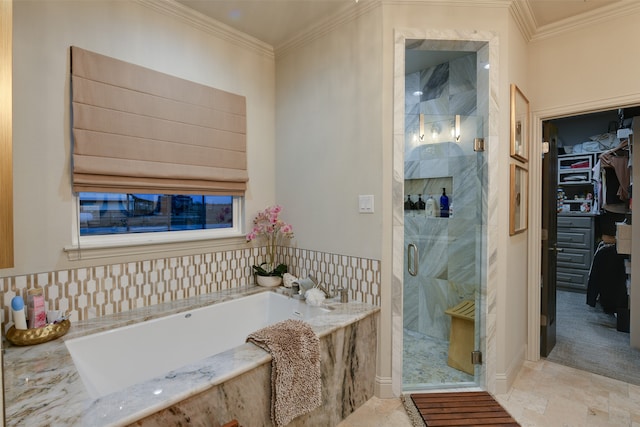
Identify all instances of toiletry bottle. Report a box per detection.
[11,296,28,330]
[404,195,412,211]
[27,288,46,329]
[417,194,426,210]
[440,188,450,217]
[425,195,436,217]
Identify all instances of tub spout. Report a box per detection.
[307,275,333,298]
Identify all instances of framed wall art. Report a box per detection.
[510,163,528,235]
[510,84,530,162]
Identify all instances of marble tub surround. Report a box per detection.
[133,310,379,427]
[4,285,379,427]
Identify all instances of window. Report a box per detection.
[68,48,248,255]
[79,192,235,236]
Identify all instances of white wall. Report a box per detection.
[7,0,276,277]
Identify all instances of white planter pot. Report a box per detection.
[256,275,282,287]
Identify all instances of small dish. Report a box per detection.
[6,319,71,346]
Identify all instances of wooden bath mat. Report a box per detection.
[409,391,520,426]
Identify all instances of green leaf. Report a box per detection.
[252,262,288,277]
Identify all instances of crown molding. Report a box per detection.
[531,0,640,41]
[510,0,640,43]
[135,0,275,59]
[509,0,536,41]
[275,0,381,58]
[277,0,511,58]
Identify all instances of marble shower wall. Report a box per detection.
[403,54,482,341]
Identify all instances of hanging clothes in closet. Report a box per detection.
[586,240,628,314]
[594,139,630,214]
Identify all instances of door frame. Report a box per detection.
[391,28,498,396]
[527,95,640,360]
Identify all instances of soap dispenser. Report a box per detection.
[440,188,450,218]
[404,195,412,211]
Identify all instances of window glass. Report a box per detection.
[79,193,233,236]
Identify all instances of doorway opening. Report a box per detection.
[540,106,640,385]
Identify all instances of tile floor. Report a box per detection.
[337,359,640,426]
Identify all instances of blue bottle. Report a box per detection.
[440,188,449,218]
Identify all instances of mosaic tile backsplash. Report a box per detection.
[0,246,380,331]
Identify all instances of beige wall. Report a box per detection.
[7,0,276,277]
[499,12,530,388]
[528,10,640,112]
[275,4,384,260]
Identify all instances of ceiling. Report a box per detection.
[177,0,622,49]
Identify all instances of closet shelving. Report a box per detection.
[558,153,596,214]
[557,153,598,291]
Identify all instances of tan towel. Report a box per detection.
[247,319,321,427]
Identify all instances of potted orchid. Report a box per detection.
[246,205,294,286]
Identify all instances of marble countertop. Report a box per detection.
[4,285,379,427]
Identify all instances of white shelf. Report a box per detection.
[558,153,594,185]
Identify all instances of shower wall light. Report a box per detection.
[454,114,461,142]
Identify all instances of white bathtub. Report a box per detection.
[65,291,331,398]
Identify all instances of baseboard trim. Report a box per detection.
[494,345,525,394]
[375,375,394,398]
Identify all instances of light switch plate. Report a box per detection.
[359,195,374,213]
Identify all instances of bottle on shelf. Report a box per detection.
[11,296,27,330]
[425,195,436,217]
[417,194,426,210]
[440,188,450,218]
[404,195,413,211]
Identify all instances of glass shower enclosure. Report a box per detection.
[403,50,486,390]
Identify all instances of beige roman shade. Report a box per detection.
[70,46,248,195]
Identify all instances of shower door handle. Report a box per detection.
[408,243,419,276]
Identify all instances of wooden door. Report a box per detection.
[541,122,558,356]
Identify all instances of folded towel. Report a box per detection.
[246,319,321,427]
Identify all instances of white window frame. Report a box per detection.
[65,196,245,260]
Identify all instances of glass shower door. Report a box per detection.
[402,112,485,390]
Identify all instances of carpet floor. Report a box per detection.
[404,391,520,427]
[545,289,640,385]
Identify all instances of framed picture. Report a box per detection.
[510,84,530,162]
[510,163,528,235]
